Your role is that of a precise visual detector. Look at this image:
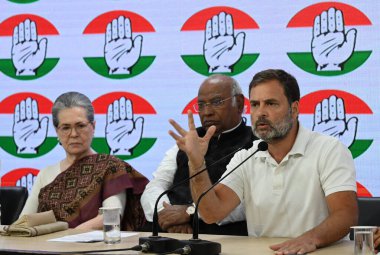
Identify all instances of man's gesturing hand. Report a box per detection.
[169,110,215,167]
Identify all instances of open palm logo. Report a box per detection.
[91,92,157,160]
[83,10,156,79]
[180,6,259,76]
[299,90,373,159]
[0,14,59,80]
[0,93,58,158]
[287,2,372,76]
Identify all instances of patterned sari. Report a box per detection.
[37,154,148,230]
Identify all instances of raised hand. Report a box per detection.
[106,97,144,155]
[169,110,215,166]
[13,97,49,154]
[312,95,358,148]
[12,19,48,76]
[312,7,357,71]
[104,16,143,75]
[203,12,245,73]
[16,173,36,193]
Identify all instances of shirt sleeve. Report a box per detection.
[19,164,59,217]
[319,138,357,196]
[140,145,179,221]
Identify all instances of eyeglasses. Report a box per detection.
[57,121,92,136]
[193,95,236,113]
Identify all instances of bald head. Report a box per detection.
[199,75,242,102]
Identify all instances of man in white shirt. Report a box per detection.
[168,69,358,254]
[141,74,256,234]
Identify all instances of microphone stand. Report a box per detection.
[177,141,268,255]
[139,142,252,253]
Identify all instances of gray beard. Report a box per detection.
[252,110,293,143]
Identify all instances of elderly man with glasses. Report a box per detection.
[141,74,257,235]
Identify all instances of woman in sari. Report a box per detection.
[20,92,148,230]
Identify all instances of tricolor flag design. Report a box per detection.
[0,93,57,158]
[82,10,155,79]
[92,92,157,159]
[0,14,59,80]
[180,6,259,76]
[299,90,373,159]
[287,2,372,76]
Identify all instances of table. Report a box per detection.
[0,229,354,254]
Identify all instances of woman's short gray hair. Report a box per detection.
[52,92,94,127]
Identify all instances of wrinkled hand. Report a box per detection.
[13,97,49,154]
[104,16,143,75]
[374,227,380,253]
[158,201,190,231]
[312,95,357,148]
[270,236,317,255]
[16,173,36,193]
[106,97,144,155]
[312,7,357,71]
[167,224,193,234]
[12,19,47,76]
[204,12,245,73]
[169,110,215,166]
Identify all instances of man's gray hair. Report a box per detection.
[52,92,94,127]
[207,74,243,106]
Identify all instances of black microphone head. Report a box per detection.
[258,141,268,151]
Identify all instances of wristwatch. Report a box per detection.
[186,203,196,216]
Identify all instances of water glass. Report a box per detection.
[99,207,121,244]
[351,226,377,255]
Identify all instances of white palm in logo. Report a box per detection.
[311,8,357,71]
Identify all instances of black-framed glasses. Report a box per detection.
[57,121,92,136]
[193,95,236,113]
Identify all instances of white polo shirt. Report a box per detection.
[221,125,356,237]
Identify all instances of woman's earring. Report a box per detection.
[57,137,62,145]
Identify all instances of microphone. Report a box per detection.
[177,141,268,255]
[139,140,254,253]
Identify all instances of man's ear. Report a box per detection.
[291,101,299,117]
[236,94,245,114]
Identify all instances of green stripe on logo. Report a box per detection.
[0,58,59,80]
[8,0,39,3]
[181,54,259,76]
[0,137,58,158]
[91,137,157,160]
[287,51,372,76]
[349,139,372,159]
[83,56,155,79]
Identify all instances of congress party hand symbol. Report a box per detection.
[13,98,49,154]
[106,97,144,155]
[16,173,36,194]
[203,12,245,73]
[312,95,358,148]
[11,19,48,76]
[104,16,143,75]
[311,7,357,71]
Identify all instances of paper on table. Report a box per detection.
[47,230,137,243]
